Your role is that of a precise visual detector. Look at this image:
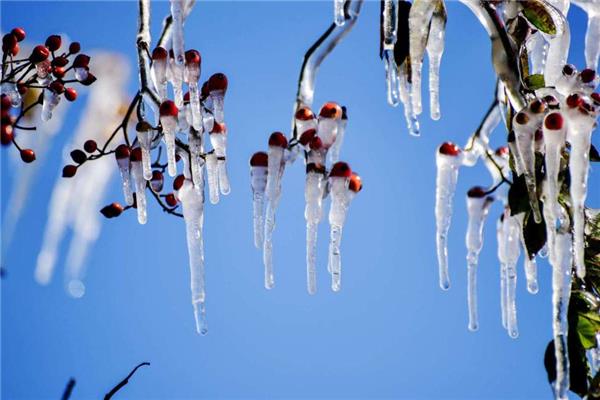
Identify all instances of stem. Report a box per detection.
[103,362,150,400]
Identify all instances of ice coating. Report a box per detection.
[398,67,420,136]
[131,158,148,225]
[41,89,61,122]
[168,58,185,108]
[74,67,88,82]
[383,50,401,106]
[334,0,346,26]
[188,79,202,132]
[170,0,185,66]
[584,10,600,70]
[178,179,208,335]
[504,214,521,339]
[513,111,542,223]
[435,147,462,290]
[544,14,570,87]
[382,0,400,106]
[527,33,548,76]
[516,213,539,294]
[251,165,268,249]
[426,1,447,121]
[328,177,352,292]
[136,128,154,180]
[317,117,338,149]
[465,192,492,331]
[209,130,230,195]
[188,131,204,188]
[116,153,133,206]
[462,101,501,166]
[305,170,326,294]
[205,152,219,204]
[160,114,178,177]
[408,0,436,116]
[263,146,285,290]
[496,215,508,329]
[1,82,21,107]
[328,114,347,165]
[151,57,168,100]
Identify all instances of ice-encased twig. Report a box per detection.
[382,0,400,106]
[516,213,539,294]
[334,0,346,26]
[465,193,493,332]
[463,98,500,166]
[584,10,600,70]
[189,81,202,131]
[188,131,203,188]
[263,147,285,289]
[426,1,447,121]
[305,171,326,294]
[137,128,154,180]
[383,50,401,106]
[160,114,178,177]
[328,113,347,165]
[435,150,462,290]
[542,3,570,87]
[179,179,208,335]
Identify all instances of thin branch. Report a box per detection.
[104,362,150,400]
[61,378,76,400]
[148,186,184,218]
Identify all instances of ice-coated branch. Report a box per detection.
[104,362,150,400]
[293,0,363,138]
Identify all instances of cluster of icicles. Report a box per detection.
[435,65,599,399]
[114,0,229,335]
[378,0,600,137]
[250,102,362,294]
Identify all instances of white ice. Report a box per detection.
[305,171,326,294]
[513,112,542,223]
[426,3,446,121]
[131,158,148,225]
[136,128,153,180]
[160,115,178,177]
[1,82,21,107]
[328,177,355,292]
[408,0,436,116]
[263,146,285,289]
[334,0,346,26]
[504,213,521,339]
[205,152,219,204]
[251,166,268,249]
[328,116,347,165]
[398,67,420,136]
[210,133,230,195]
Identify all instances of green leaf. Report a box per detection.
[522,0,558,35]
[524,74,546,90]
[577,312,600,350]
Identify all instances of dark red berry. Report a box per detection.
[1,94,11,110]
[319,102,342,119]
[151,171,164,192]
[295,107,314,121]
[268,132,287,148]
[11,28,25,42]
[544,95,559,108]
[184,49,201,64]
[183,92,190,104]
[64,88,77,102]
[20,148,36,163]
[70,149,87,164]
[49,81,64,94]
[201,81,210,98]
[349,173,362,192]
[562,64,575,76]
[45,35,62,52]
[250,151,268,167]
[211,122,226,134]
[165,193,178,207]
[309,136,323,150]
[115,144,130,160]
[130,147,142,162]
[580,68,596,83]
[566,94,583,108]
[152,47,168,60]
[73,54,90,68]
[53,66,65,79]
[159,100,178,117]
[467,186,487,198]
[69,42,80,54]
[100,202,123,218]
[30,45,50,63]
[208,73,228,92]
[83,140,97,153]
[329,161,352,178]
[173,174,185,191]
[2,33,17,53]
[136,121,152,132]
[62,164,78,178]
[298,128,316,146]
[341,106,348,120]
[495,146,509,156]
[544,112,564,130]
[591,92,600,105]
[1,124,13,145]
[439,142,461,156]
[79,73,96,86]
[52,56,69,67]
[529,99,545,114]
[515,112,529,125]
[306,163,326,174]
[535,129,543,141]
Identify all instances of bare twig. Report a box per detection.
[61,378,76,400]
[104,362,150,400]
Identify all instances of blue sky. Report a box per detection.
[1,1,599,399]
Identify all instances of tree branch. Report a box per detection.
[103,362,150,400]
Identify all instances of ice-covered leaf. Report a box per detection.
[523,207,546,257]
[524,73,545,90]
[576,312,600,350]
[522,0,557,35]
[544,334,589,398]
[508,174,530,215]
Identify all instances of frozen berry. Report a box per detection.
[306,162,325,174]
[73,54,90,68]
[566,94,583,108]
[295,107,314,121]
[49,81,64,94]
[544,95,559,109]
[64,88,77,101]
[52,56,69,67]
[62,164,78,178]
[173,174,185,191]
[115,144,130,160]
[211,122,226,134]
[309,136,323,150]
[79,73,96,86]
[544,112,564,130]
[529,99,545,114]
[349,173,362,192]
[17,83,27,95]
[298,128,316,146]
[329,161,352,178]
[152,47,168,60]
[159,100,178,117]
[165,193,178,207]
[268,131,287,148]
[30,45,49,63]
[562,64,576,76]
[130,147,142,162]
[208,73,228,92]
[319,102,342,119]
[100,203,123,218]
[20,148,36,163]
[53,66,66,79]
[250,151,268,167]
[467,186,487,198]
[1,124,13,145]
[151,171,164,192]
[83,139,97,153]
[11,28,25,42]
[580,68,596,83]
[2,33,17,53]
[438,142,461,156]
[184,49,201,64]
[591,92,600,106]
[495,146,509,157]
[515,111,529,125]
[45,35,62,52]
[69,42,80,54]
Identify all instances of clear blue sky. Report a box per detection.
[1,1,598,399]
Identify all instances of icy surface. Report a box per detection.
[496,216,508,329]
[334,0,346,26]
[41,89,61,122]
[1,82,21,107]
[206,152,219,204]
[513,111,542,223]
[131,159,148,225]
[263,147,285,289]
[426,2,446,120]
[137,129,154,180]
[251,166,268,249]
[160,115,178,177]
[328,177,354,292]
[504,214,521,339]
[408,0,436,116]
[305,171,326,294]
[328,117,347,165]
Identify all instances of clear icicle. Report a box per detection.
[151,58,168,101]
[382,0,400,106]
[516,213,539,294]
[551,218,573,400]
[170,0,185,66]
[250,164,268,249]
[543,10,570,87]
[527,33,548,75]
[497,215,508,329]
[383,50,401,106]
[116,155,133,206]
[328,113,347,165]
[584,11,600,70]
[210,91,225,124]
[205,152,219,205]
[513,111,542,223]
[209,131,230,195]
[465,191,492,332]
[398,66,420,136]
[136,128,153,181]
[504,214,521,339]
[408,0,436,116]
[179,179,208,335]
[435,147,462,290]
[160,114,178,177]
[334,0,346,26]
[263,146,285,290]
[305,170,326,295]
[188,131,204,189]
[328,177,352,292]
[426,1,447,121]
[131,159,147,225]
[188,82,202,132]
[41,89,61,122]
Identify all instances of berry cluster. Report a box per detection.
[1,27,95,162]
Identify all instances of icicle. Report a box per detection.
[317,102,342,148]
[305,165,326,294]
[516,213,539,294]
[188,130,204,188]
[115,145,133,205]
[527,33,548,76]
[184,50,202,132]
[550,211,573,400]
[426,1,447,121]
[130,148,147,225]
[543,6,570,87]
[328,107,347,165]
[435,142,462,290]
[250,152,268,249]
[151,47,169,101]
[382,0,400,106]
[513,109,542,224]
[205,152,219,204]
[1,82,21,107]
[159,100,179,177]
[209,122,230,195]
[504,213,521,339]
[408,0,436,116]
[497,215,508,329]
[334,0,346,26]
[398,66,420,136]
[555,64,579,97]
[383,50,401,106]
[41,88,61,122]
[136,123,154,181]
[178,179,208,335]
[584,11,600,70]
[208,73,228,124]
[263,133,288,290]
[566,100,596,279]
[294,106,318,138]
[168,56,185,108]
[465,187,493,332]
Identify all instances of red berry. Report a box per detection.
[115,144,130,160]
[49,81,64,94]
[73,54,90,68]
[309,136,323,150]
[1,94,12,110]
[495,146,509,156]
[515,111,529,125]
[544,95,559,108]
[467,186,487,198]
[208,73,228,92]
[2,33,17,53]
[30,45,50,63]
[165,193,178,207]
[62,164,78,178]
[295,107,314,121]
[83,139,97,153]
[17,83,27,95]
[45,35,62,52]
[151,171,164,192]
[544,112,563,130]
[591,92,600,105]
[64,88,77,102]
[250,151,268,167]
[52,56,69,67]
[319,102,342,119]
[20,148,36,163]
[100,202,123,218]
[11,28,25,42]
[53,66,66,79]
[69,42,81,54]
[268,132,288,148]
[130,147,142,162]
[152,47,168,60]
[306,162,326,174]
[210,122,226,134]
[70,149,87,164]
[201,81,210,98]
[529,99,545,114]
[329,162,352,178]
[183,92,190,104]
[298,128,316,146]
[10,43,19,56]
[566,94,583,108]
[1,124,13,145]
[562,64,576,76]
[534,129,543,141]
[173,174,185,191]
[438,142,461,156]
[136,121,152,132]
[159,100,178,117]
[348,173,362,192]
[580,68,596,83]
[79,73,96,86]
[184,49,201,65]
